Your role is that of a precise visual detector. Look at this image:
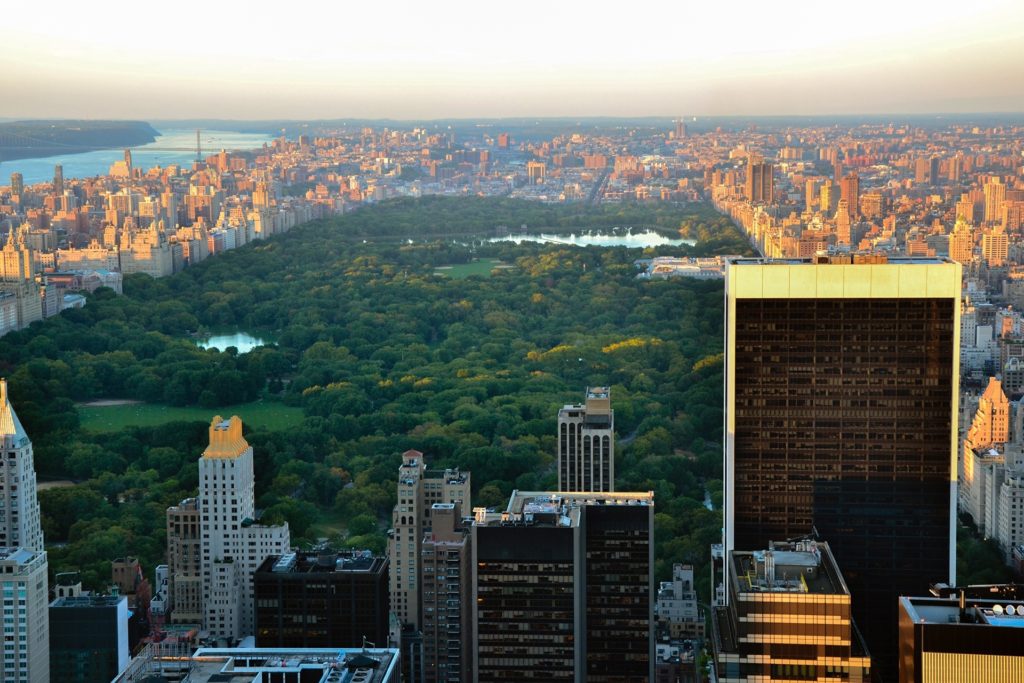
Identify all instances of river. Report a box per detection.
[0,129,274,185]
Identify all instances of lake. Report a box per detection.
[1,129,274,185]
[196,332,270,353]
[484,229,695,248]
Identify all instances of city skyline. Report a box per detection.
[4,0,1024,119]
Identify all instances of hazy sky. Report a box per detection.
[4,0,1024,119]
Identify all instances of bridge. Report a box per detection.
[0,130,207,155]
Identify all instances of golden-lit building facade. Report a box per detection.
[899,589,1024,683]
[712,540,870,682]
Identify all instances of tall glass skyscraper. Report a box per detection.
[723,255,961,680]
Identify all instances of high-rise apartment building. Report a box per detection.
[898,586,1024,683]
[53,165,63,195]
[985,177,1006,224]
[0,548,49,683]
[840,172,860,219]
[389,451,470,630]
[723,255,961,680]
[982,227,1009,267]
[0,380,44,553]
[712,539,871,682]
[254,549,389,648]
[196,416,290,640]
[421,503,471,683]
[949,216,975,264]
[165,498,201,624]
[557,386,614,492]
[745,158,774,204]
[835,199,852,245]
[472,491,654,683]
[9,174,22,198]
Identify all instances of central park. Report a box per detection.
[0,196,1010,600]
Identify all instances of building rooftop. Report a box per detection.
[726,255,955,266]
[51,595,126,609]
[903,586,1024,629]
[475,490,653,528]
[258,550,385,576]
[0,547,43,568]
[730,540,848,596]
[117,647,399,683]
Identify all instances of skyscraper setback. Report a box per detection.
[723,255,961,680]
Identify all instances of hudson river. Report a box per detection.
[0,129,274,185]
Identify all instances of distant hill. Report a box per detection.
[0,120,158,161]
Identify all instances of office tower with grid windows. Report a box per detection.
[723,255,961,680]
[472,491,654,683]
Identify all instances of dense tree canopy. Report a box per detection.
[11,197,1006,600]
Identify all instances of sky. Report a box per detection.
[3,0,1024,120]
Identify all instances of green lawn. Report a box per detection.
[308,509,349,540]
[434,258,508,278]
[77,401,306,432]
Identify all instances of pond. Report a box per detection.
[196,332,271,353]
[483,229,695,248]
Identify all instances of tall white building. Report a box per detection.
[557,386,615,492]
[0,380,43,553]
[198,416,289,641]
[0,382,48,683]
[0,548,49,683]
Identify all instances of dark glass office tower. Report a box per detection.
[473,491,654,683]
[723,255,961,681]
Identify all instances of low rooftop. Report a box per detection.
[475,490,653,528]
[730,539,848,596]
[134,648,399,683]
[257,550,386,576]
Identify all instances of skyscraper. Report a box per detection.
[985,177,1007,224]
[196,416,290,640]
[557,386,614,492]
[723,255,961,680]
[253,549,389,649]
[840,172,860,219]
[472,491,654,683]
[0,548,49,683]
[53,165,63,195]
[389,451,470,630]
[835,199,852,246]
[744,158,774,204]
[0,379,44,553]
[165,498,201,624]
[420,503,471,683]
[9,173,23,197]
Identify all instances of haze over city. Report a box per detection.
[5,0,1024,119]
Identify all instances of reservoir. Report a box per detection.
[485,229,695,248]
[196,332,270,354]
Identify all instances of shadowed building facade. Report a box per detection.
[472,491,654,683]
[723,256,961,681]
